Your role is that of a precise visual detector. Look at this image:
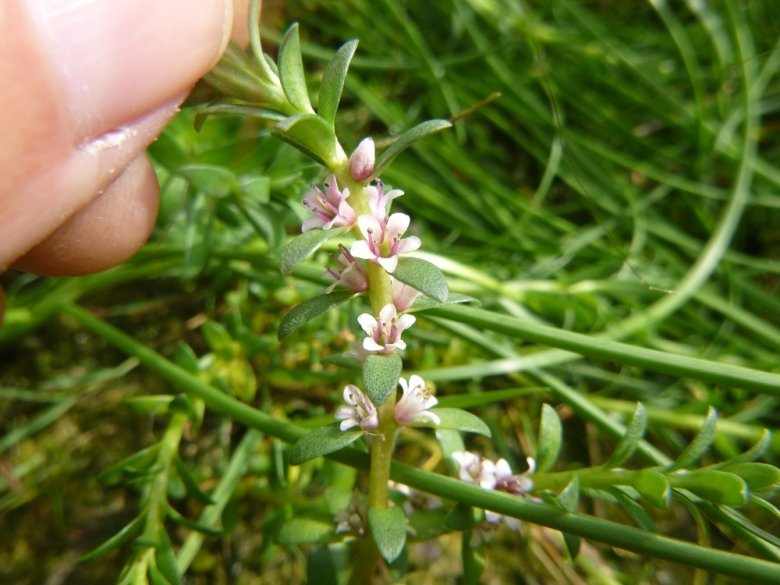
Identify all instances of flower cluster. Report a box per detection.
[333,375,439,434]
[452,451,535,529]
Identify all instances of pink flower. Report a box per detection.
[394,375,440,426]
[349,137,375,182]
[451,451,534,530]
[357,303,416,354]
[301,175,356,232]
[391,278,420,312]
[335,384,379,431]
[325,245,369,293]
[366,180,403,221]
[349,213,421,273]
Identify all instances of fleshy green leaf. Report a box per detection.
[173,457,215,505]
[603,403,647,469]
[165,503,221,536]
[363,353,402,406]
[670,407,718,470]
[670,470,748,506]
[535,404,562,473]
[371,119,453,180]
[178,164,236,198]
[368,507,407,563]
[720,462,780,491]
[194,103,286,131]
[724,429,773,465]
[78,512,146,563]
[277,23,313,113]
[201,321,235,356]
[172,342,200,373]
[280,227,346,275]
[98,444,160,485]
[273,114,340,168]
[408,292,478,312]
[609,487,657,532]
[414,408,491,437]
[278,291,355,341]
[394,257,448,303]
[123,395,174,416]
[289,424,363,465]
[155,529,182,585]
[276,517,336,545]
[318,39,358,125]
[635,470,671,508]
[556,477,580,559]
[557,476,580,512]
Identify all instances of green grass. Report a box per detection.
[2,0,779,583]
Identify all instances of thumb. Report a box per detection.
[0,0,233,271]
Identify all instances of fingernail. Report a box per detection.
[27,0,231,139]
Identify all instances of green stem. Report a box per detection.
[62,304,780,584]
[141,411,187,542]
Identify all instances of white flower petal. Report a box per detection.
[363,338,385,352]
[386,213,410,236]
[357,313,378,336]
[396,236,421,254]
[377,255,398,273]
[349,240,374,261]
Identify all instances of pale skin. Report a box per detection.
[0,0,254,322]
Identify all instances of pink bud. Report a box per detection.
[349,137,375,181]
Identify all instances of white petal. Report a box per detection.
[363,338,385,352]
[386,213,410,237]
[349,240,375,260]
[378,303,398,322]
[340,418,358,431]
[357,313,378,336]
[377,255,398,273]
[408,375,425,389]
[357,214,381,239]
[302,216,324,232]
[415,411,440,425]
[393,339,407,351]
[397,314,416,331]
[495,459,513,480]
[396,236,421,254]
[397,377,410,396]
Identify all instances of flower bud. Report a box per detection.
[349,137,375,181]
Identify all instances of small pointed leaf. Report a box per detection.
[371,119,452,180]
[277,516,336,545]
[670,470,748,506]
[78,513,146,563]
[279,291,355,341]
[635,470,671,508]
[173,457,215,505]
[409,292,478,312]
[414,408,491,437]
[535,404,562,473]
[557,476,580,513]
[670,407,718,470]
[178,164,236,198]
[363,353,402,406]
[603,403,647,469]
[155,529,182,585]
[318,39,358,125]
[609,487,657,532]
[394,257,448,303]
[368,507,407,563]
[194,103,286,131]
[165,503,221,536]
[273,114,340,168]
[289,424,363,465]
[720,462,780,492]
[277,23,313,113]
[280,226,346,275]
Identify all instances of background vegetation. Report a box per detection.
[2,0,779,583]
